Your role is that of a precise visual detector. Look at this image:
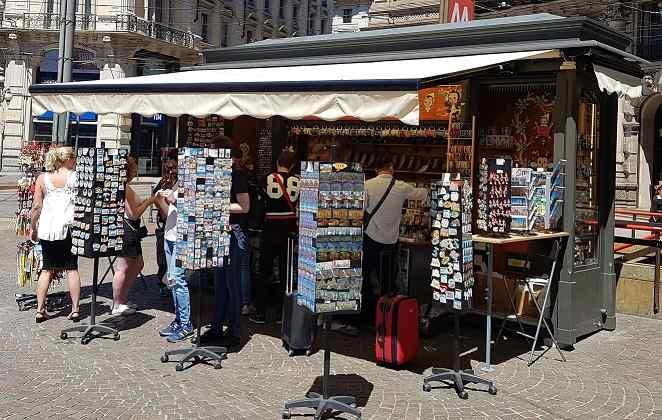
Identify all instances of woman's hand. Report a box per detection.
[29,228,37,242]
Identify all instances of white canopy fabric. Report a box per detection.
[30,50,550,125]
[593,64,643,99]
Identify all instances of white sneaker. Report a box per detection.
[111,304,136,316]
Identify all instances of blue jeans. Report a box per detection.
[212,226,248,338]
[165,239,191,329]
[239,244,251,306]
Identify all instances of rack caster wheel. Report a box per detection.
[114,333,120,341]
[175,364,184,372]
[160,355,168,363]
[423,383,431,392]
[459,391,468,400]
[288,350,295,357]
[282,409,291,419]
[60,332,68,340]
[214,363,222,370]
[488,386,497,396]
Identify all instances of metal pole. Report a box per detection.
[57,0,76,145]
[482,243,495,372]
[53,0,68,144]
[439,0,449,23]
[174,116,180,148]
[655,232,660,314]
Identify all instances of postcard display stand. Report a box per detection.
[60,147,128,344]
[423,175,496,399]
[161,147,232,371]
[283,161,363,420]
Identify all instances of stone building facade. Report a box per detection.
[0,0,332,173]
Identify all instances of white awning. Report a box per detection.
[30,50,550,125]
[593,64,642,99]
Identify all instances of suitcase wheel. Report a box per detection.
[288,349,295,357]
[305,349,313,357]
[282,409,291,419]
[423,382,431,392]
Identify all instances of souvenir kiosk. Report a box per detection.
[30,14,641,366]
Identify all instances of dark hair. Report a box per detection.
[277,150,296,169]
[375,156,394,171]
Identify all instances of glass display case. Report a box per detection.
[574,91,600,267]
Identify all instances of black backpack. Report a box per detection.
[247,179,267,230]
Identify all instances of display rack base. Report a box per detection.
[60,257,120,345]
[423,312,497,399]
[283,316,361,420]
[423,368,497,399]
[161,270,227,371]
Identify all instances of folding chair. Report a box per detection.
[496,239,566,366]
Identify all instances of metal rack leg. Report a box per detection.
[482,244,495,372]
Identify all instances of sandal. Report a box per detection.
[35,310,49,323]
[67,311,80,322]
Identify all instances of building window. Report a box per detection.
[221,24,228,47]
[201,13,209,41]
[321,19,327,33]
[293,5,299,18]
[246,30,254,43]
[322,0,327,7]
[265,0,271,11]
[342,8,352,24]
[279,0,284,18]
[168,0,174,26]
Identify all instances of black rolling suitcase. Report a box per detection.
[281,234,317,356]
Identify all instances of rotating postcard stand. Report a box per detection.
[60,146,128,344]
[423,175,496,399]
[283,161,364,420]
[160,147,233,371]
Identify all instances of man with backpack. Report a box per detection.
[250,150,300,324]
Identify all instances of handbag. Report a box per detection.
[364,177,396,232]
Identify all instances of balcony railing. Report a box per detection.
[2,12,97,30]
[1,13,194,49]
[114,15,194,48]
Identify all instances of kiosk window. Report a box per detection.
[575,92,600,267]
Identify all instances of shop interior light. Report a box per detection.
[496,1,512,9]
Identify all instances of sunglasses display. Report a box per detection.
[297,161,364,314]
[476,158,512,234]
[71,147,128,257]
[430,175,473,311]
[173,147,233,270]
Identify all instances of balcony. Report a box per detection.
[1,13,195,49]
[115,15,195,48]
[2,12,97,30]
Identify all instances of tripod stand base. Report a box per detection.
[423,368,497,399]
[161,345,227,371]
[60,323,120,345]
[283,392,361,420]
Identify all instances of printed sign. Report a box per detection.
[448,0,474,23]
[418,85,464,121]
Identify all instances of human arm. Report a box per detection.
[230,193,250,214]
[404,183,429,201]
[126,186,157,219]
[29,175,45,240]
[153,189,175,220]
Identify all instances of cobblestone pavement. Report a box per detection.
[1,230,662,420]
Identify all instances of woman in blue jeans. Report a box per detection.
[154,161,193,343]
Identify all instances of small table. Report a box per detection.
[471,231,569,371]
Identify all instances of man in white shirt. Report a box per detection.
[362,157,428,323]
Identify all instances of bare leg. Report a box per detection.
[67,270,81,313]
[112,257,132,306]
[36,270,54,313]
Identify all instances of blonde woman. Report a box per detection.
[30,146,80,323]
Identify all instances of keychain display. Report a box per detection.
[297,161,364,314]
[400,183,431,242]
[174,147,232,270]
[477,158,512,234]
[70,147,128,257]
[429,175,474,310]
[15,142,49,236]
[16,240,42,287]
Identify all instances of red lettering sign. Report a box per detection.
[448,0,474,23]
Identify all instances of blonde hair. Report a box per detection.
[44,146,75,172]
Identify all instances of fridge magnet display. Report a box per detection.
[174,147,233,270]
[297,161,365,314]
[430,175,474,311]
[477,158,512,234]
[70,147,128,258]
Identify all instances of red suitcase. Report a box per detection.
[375,295,419,366]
